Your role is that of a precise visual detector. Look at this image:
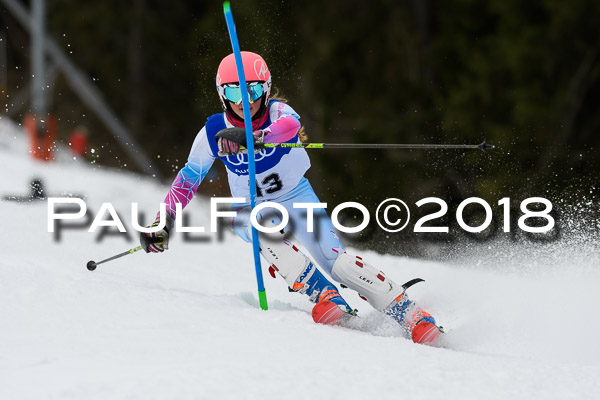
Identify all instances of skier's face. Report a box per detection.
[229,96,262,120]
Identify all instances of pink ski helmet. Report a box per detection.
[216,51,272,105]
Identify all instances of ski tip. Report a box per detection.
[223,2,231,13]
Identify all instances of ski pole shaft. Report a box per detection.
[86,246,143,271]
[262,141,494,151]
[216,128,495,152]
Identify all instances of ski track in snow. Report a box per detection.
[1,118,600,400]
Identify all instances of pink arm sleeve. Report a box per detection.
[163,165,203,218]
[262,114,301,144]
[162,128,216,218]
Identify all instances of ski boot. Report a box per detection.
[386,293,444,345]
[311,285,358,324]
[284,261,356,325]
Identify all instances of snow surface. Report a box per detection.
[1,117,599,400]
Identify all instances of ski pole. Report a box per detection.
[86,246,143,271]
[261,141,494,151]
[216,128,495,152]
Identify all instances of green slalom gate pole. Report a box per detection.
[223,2,268,310]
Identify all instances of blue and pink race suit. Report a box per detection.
[163,99,344,274]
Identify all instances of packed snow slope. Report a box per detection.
[1,118,599,400]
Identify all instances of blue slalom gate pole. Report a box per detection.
[223,2,268,310]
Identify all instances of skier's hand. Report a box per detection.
[217,130,266,157]
[140,213,174,253]
[253,130,266,146]
[217,137,240,156]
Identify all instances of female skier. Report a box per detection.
[140,51,443,344]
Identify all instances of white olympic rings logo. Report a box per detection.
[226,147,277,166]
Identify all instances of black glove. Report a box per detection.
[140,213,174,253]
[216,128,266,156]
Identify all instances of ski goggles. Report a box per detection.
[218,82,268,105]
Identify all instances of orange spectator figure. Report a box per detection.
[24,114,58,161]
[69,126,89,157]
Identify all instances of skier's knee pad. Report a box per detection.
[257,216,312,288]
[261,237,314,289]
[330,253,403,311]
